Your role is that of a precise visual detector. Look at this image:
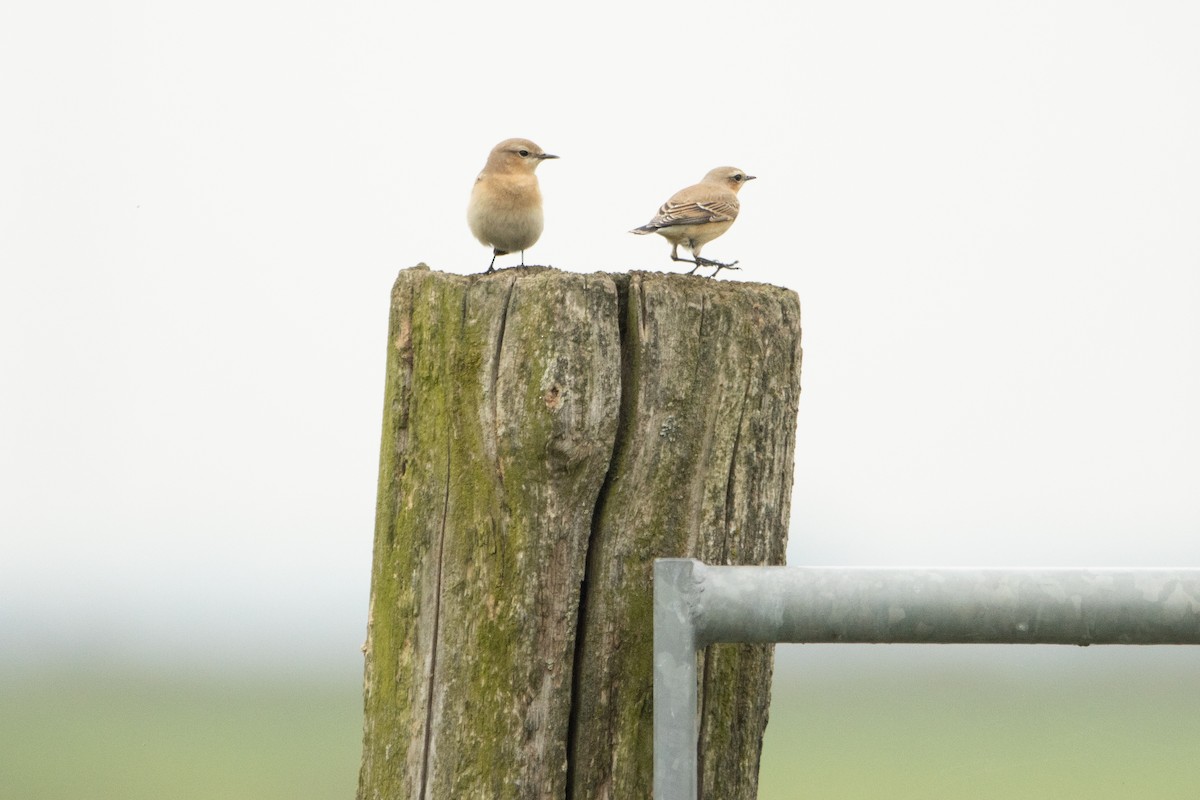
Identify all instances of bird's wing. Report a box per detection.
[640,188,739,230]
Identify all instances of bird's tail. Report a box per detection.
[629,224,657,235]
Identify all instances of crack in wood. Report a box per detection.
[565,274,634,800]
[418,435,452,800]
[491,276,517,491]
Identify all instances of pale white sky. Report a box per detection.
[2,1,1199,672]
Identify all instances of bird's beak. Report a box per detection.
[745,174,757,181]
[538,153,559,160]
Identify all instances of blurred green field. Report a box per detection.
[3,648,1198,798]
[759,647,1200,799]
[0,667,363,800]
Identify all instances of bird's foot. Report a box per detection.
[670,254,703,274]
[695,256,738,276]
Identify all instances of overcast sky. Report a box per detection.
[2,1,1198,672]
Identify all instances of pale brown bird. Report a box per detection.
[468,138,558,273]
[631,166,756,276]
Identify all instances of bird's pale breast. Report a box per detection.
[468,174,545,252]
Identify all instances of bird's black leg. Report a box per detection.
[669,249,701,273]
[487,249,503,274]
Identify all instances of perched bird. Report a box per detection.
[630,166,756,276]
[468,138,558,273]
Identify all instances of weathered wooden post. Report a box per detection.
[358,265,802,799]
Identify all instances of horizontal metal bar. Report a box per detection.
[653,559,1200,800]
[690,561,1200,646]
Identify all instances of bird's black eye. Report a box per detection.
[733,174,743,182]
[518,149,530,157]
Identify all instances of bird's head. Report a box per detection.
[703,166,756,193]
[486,138,559,174]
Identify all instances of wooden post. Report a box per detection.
[358,265,802,799]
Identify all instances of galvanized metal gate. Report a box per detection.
[653,558,1200,800]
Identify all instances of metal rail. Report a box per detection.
[653,558,1200,800]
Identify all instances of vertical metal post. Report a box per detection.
[654,559,701,800]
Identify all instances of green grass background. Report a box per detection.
[758,647,1200,799]
[0,668,362,800]
[3,647,1197,798]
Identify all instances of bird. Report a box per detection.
[630,166,756,276]
[468,138,558,273]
